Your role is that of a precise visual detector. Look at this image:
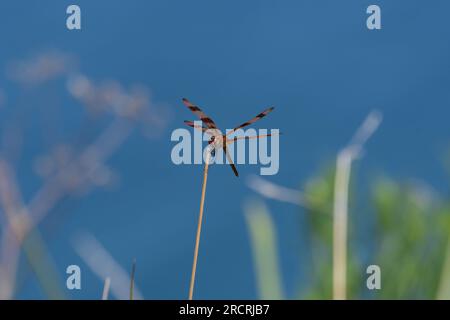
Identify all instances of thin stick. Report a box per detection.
[332,151,351,300]
[102,277,111,300]
[73,233,143,300]
[130,259,136,300]
[437,236,450,299]
[332,111,382,300]
[189,152,211,300]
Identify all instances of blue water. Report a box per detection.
[0,0,449,299]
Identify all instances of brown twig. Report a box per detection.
[189,152,211,300]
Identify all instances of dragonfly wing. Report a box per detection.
[184,120,208,132]
[182,98,218,129]
[226,107,274,136]
[226,133,278,144]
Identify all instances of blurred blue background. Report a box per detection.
[0,0,449,299]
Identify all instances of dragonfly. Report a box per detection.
[182,98,276,177]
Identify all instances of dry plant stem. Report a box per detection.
[29,117,133,227]
[0,161,24,298]
[189,152,211,300]
[0,160,64,299]
[130,259,136,300]
[332,151,352,300]
[102,277,111,300]
[74,232,143,300]
[0,118,132,298]
[436,235,450,299]
[246,175,309,207]
[331,111,382,300]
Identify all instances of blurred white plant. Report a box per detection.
[245,110,383,301]
[33,144,117,195]
[0,49,171,299]
[73,232,144,300]
[246,175,307,206]
[67,74,169,136]
[7,50,75,86]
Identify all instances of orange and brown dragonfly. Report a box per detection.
[182,98,276,177]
